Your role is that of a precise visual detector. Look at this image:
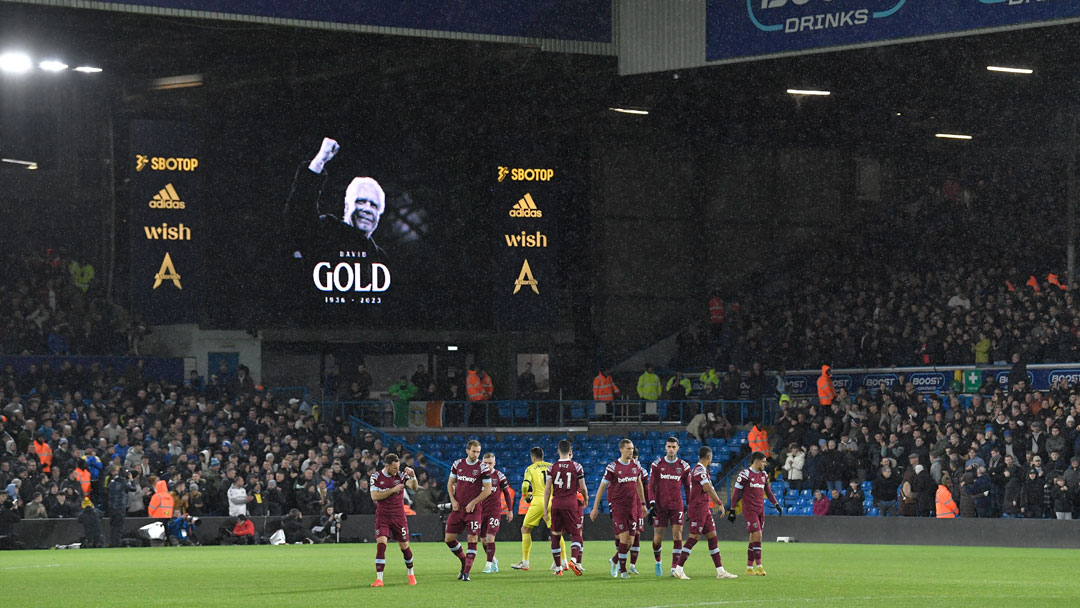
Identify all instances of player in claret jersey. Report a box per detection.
[590,438,646,579]
[648,436,691,577]
[369,453,419,587]
[674,446,737,580]
[728,451,782,576]
[444,440,493,581]
[544,439,588,576]
[480,452,514,574]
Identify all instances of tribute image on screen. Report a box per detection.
[284,136,392,305]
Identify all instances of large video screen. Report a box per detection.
[193,67,578,330]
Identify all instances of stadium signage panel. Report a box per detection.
[779,364,1077,396]
[707,0,1080,62]
[129,120,201,324]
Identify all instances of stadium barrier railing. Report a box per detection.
[324,397,778,429]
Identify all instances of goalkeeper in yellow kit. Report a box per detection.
[510,446,566,570]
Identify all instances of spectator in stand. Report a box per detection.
[721,365,740,401]
[1051,476,1073,520]
[812,489,829,516]
[353,363,373,400]
[782,444,805,491]
[517,362,537,398]
[826,489,846,516]
[872,466,900,516]
[844,480,865,516]
[1020,469,1045,519]
[227,476,249,517]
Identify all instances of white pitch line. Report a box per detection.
[640,595,935,608]
[0,564,63,570]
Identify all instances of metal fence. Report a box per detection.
[321,397,779,429]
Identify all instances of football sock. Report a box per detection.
[376,542,386,579]
[630,536,640,565]
[551,535,562,568]
[464,542,478,574]
[708,536,723,567]
[672,539,682,567]
[484,541,496,562]
[653,539,663,563]
[402,546,414,574]
[752,541,762,566]
[560,535,568,564]
[683,537,698,566]
[617,543,629,573]
[522,534,532,562]
[571,540,582,564]
[447,540,465,565]
[747,542,754,567]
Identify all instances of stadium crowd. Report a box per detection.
[771,371,1080,519]
[0,251,146,356]
[0,360,452,548]
[687,266,1079,373]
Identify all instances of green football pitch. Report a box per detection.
[1,541,1076,607]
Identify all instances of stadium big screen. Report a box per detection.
[195,67,575,330]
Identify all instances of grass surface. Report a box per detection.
[1,540,1076,607]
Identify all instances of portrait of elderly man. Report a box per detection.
[285,137,388,262]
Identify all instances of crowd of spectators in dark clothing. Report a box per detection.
[773,376,1080,519]
[683,266,1080,373]
[0,251,147,356]
[0,359,449,548]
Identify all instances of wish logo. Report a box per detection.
[747,0,906,34]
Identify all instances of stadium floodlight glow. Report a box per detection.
[609,107,649,115]
[987,66,1033,75]
[446,345,459,351]
[0,52,33,74]
[39,60,68,72]
[2,158,38,169]
[786,89,831,96]
[74,66,103,73]
[935,133,973,140]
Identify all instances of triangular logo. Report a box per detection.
[513,259,539,294]
[153,252,182,290]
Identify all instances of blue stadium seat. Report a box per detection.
[784,488,798,498]
[799,489,813,498]
[868,508,880,517]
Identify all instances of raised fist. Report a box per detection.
[308,137,340,174]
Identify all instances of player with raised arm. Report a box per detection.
[544,439,588,576]
[480,452,514,574]
[512,446,566,570]
[674,446,737,580]
[444,440,493,581]
[728,451,782,576]
[369,453,419,587]
[649,436,692,577]
[590,438,646,579]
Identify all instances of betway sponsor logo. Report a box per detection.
[504,230,547,248]
[617,476,639,484]
[312,262,391,292]
[659,473,682,481]
[143,223,191,240]
[750,482,765,489]
[456,475,477,483]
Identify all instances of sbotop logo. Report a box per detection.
[135,154,199,172]
[749,0,905,34]
[498,167,554,182]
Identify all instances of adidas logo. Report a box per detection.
[509,193,542,218]
[148,184,186,210]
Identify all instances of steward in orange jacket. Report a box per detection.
[480,369,494,400]
[592,370,620,401]
[817,365,836,406]
[33,435,53,473]
[935,475,958,518]
[148,479,174,519]
[748,422,770,458]
[466,367,485,402]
